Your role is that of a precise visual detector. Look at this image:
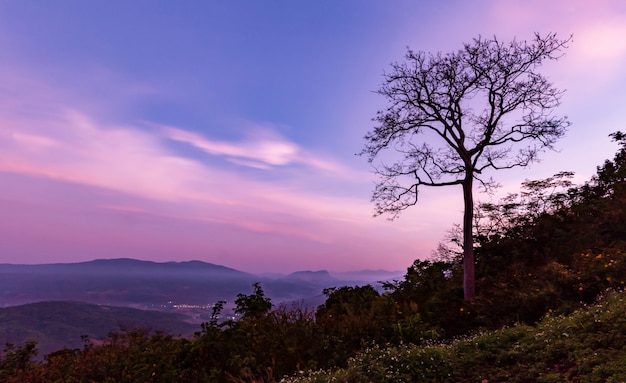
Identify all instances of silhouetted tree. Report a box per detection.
[234,282,272,319]
[361,33,571,300]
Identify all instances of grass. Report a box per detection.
[281,289,626,383]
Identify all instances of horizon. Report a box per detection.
[1,1,625,273]
[0,257,405,275]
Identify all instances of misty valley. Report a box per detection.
[0,258,402,356]
[0,258,403,309]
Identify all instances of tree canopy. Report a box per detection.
[361,33,571,300]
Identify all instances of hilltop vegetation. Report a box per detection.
[1,133,625,381]
[284,290,626,383]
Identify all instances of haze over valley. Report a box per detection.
[0,258,403,354]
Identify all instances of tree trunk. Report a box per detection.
[462,176,475,301]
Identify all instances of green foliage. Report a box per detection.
[318,285,380,318]
[385,260,466,337]
[42,329,188,383]
[406,132,626,333]
[0,341,38,382]
[315,286,399,366]
[235,282,273,320]
[187,300,322,382]
[283,290,626,383]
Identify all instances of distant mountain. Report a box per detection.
[0,258,246,276]
[0,301,197,358]
[0,259,404,358]
[0,259,401,312]
[0,258,256,308]
[329,269,405,283]
[286,270,333,281]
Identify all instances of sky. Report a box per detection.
[0,1,625,273]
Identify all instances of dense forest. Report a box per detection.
[2,132,625,382]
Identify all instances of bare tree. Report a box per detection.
[361,33,571,300]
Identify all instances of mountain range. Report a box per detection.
[0,258,404,308]
[0,258,404,356]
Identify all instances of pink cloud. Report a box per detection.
[163,126,298,166]
[0,171,436,272]
[486,0,626,79]
[572,20,626,83]
[0,82,438,268]
[161,124,346,174]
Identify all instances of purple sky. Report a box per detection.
[1,1,625,273]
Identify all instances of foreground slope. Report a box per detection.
[284,289,626,383]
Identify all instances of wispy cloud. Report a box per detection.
[161,125,343,172]
[163,126,297,167]
[0,79,385,249]
[2,109,193,200]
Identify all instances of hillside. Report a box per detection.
[3,290,625,382]
[284,289,626,382]
[0,301,196,357]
